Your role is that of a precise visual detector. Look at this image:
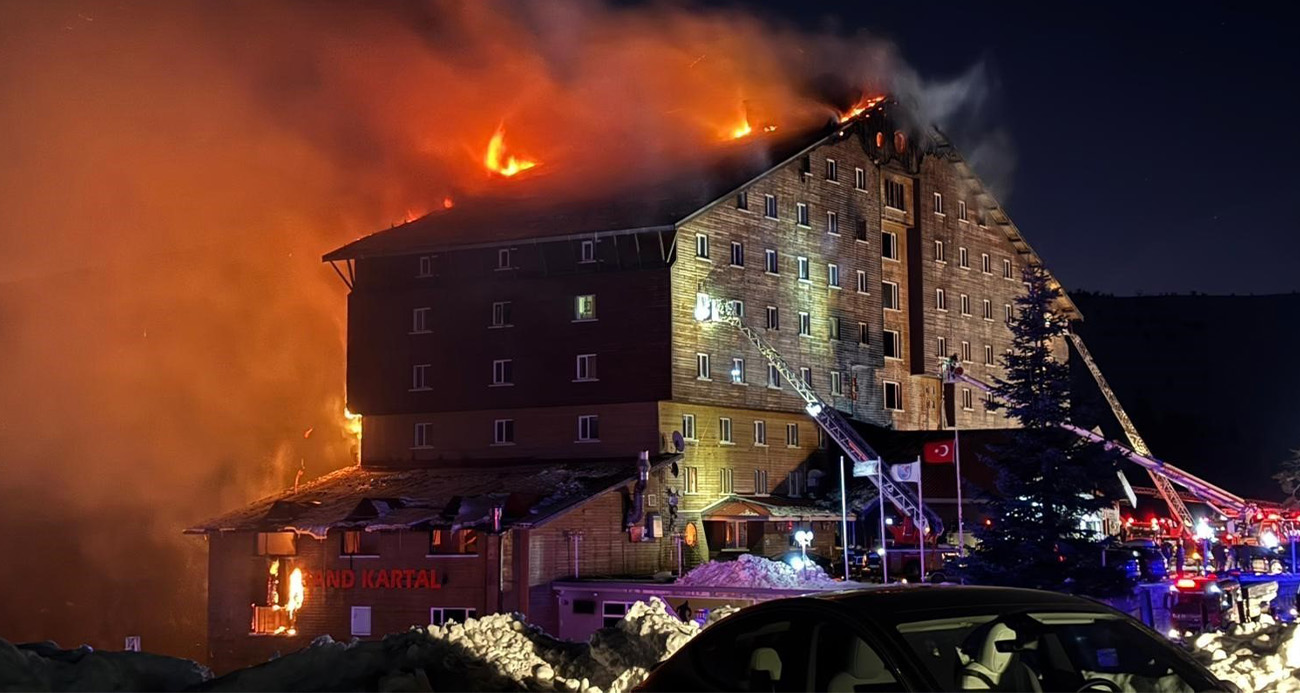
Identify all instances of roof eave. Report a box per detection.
[322,224,677,263]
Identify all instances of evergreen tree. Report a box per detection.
[1274,449,1300,508]
[961,265,1131,597]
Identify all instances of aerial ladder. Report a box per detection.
[696,293,943,535]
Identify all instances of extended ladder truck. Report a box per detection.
[694,293,944,538]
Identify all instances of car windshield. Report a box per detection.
[894,610,1215,692]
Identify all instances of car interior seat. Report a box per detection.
[747,646,783,691]
[957,622,1043,692]
[827,637,897,692]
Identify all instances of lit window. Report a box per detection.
[830,371,843,396]
[411,307,431,334]
[827,211,839,235]
[961,341,972,363]
[731,357,746,384]
[937,336,948,358]
[575,354,598,381]
[430,608,477,626]
[883,381,903,411]
[682,413,696,440]
[786,423,799,447]
[411,364,431,391]
[767,364,781,388]
[960,294,971,316]
[413,422,432,448]
[736,190,749,210]
[825,158,838,181]
[754,420,767,446]
[766,305,779,330]
[342,530,380,557]
[683,466,699,494]
[577,415,600,442]
[882,281,900,310]
[796,203,810,227]
[574,294,597,321]
[491,301,512,327]
[981,253,991,274]
[883,330,901,359]
[934,239,946,263]
[497,248,514,270]
[764,194,778,218]
[936,288,947,311]
[430,528,478,555]
[418,255,434,277]
[724,519,747,548]
[959,247,969,268]
[720,467,733,494]
[958,200,968,222]
[754,469,769,495]
[798,311,811,336]
[765,248,778,273]
[719,417,733,444]
[493,418,514,445]
[256,532,297,556]
[695,233,709,259]
[828,263,840,288]
[730,241,744,267]
[491,359,513,385]
[798,256,811,281]
[884,179,906,210]
[696,353,711,380]
[881,231,898,260]
[854,167,866,190]
[933,192,944,215]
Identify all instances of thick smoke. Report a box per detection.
[0,0,999,659]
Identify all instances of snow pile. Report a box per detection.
[0,639,212,691]
[1190,620,1300,692]
[677,553,843,589]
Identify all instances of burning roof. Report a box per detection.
[186,455,680,538]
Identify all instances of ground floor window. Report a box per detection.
[430,607,477,626]
[351,606,372,636]
[724,520,749,549]
[602,601,635,628]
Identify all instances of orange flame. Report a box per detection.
[839,95,886,123]
[484,124,538,177]
[729,121,752,140]
[442,196,454,209]
[285,567,305,621]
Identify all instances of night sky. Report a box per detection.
[747,1,1300,295]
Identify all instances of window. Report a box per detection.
[767,363,781,388]
[575,353,597,381]
[981,253,991,274]
[856,270,868,293]
[854,167,866,190]
[411,364,431,391]
[936,288,948,311]
[695,233,709,259]
[736,190,748,210]
[754,420,767,446]
[797,256,810,281]
[731,357,746,384]
[491,359,513,385]
[765,248,778,274]
[828,316,841,340]
[765,305,779,330]
[984,344,995,365]
[350,606,372,637]
[958,200,968,222]
[580,239,596,263]
[855,219,868,242]
[1003,258,1014,279]
[341,530,380,556]
[730,241,744,267]
[933,192,944,215]
[962,387,974,410]
[883,330,901,359]
[858,322,869,345]
[798,311,811,336]
[719,417,733,444]
[982,299,993,320]
[785,423,799,447]
[574,294,596,321]
[958,340,971,363]
[754,469,769,495]
[723,520,747,549]
[577,415,600,442]
[1005,304,1013,323]
[497,248,514,270]
[602,602,634,628]
[799,366,813,388]
[818,428,828,450]
[884,179,905,210]
[937,336,948,358]
[491,301,512,327]
[959,247,969,268]
[430,608,476,626]
[960,294,971,316]
[883,381,903,411]
[411,307,431,334]
[720,467,734,494]
[764,194,778,218]
[825,158,838,181]
[826,211,839,235]
[418,255,434,277]
[934,239,946,263]
[683,466,699,494]
[256,532,297,556]
[796,202,810,227]
[493,418,514,445]
[881,231,898,260]
[729,299,744,318]
[696,353,711,380]
[430,529,478,555]
[830,371,843,396]
[682,413,696,440]
[827,263,840,288]
[882,281,900,310]
[413,422,432,448]
[800,155,812,175]
[788,470,806,498]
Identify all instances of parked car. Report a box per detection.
[638,585,1234,692]
[1121,540,1170,583]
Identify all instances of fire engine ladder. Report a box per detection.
[940,356,1254,527]
[702,294,943,534]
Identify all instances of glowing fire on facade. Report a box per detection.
[483,124,538,177]
[262,559,307,636]
[839,95,887,123]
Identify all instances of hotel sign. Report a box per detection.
[304,568,441,590]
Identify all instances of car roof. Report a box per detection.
[812,585,1112,620]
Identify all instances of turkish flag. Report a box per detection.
[923,439,956,464]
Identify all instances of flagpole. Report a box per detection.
[878,460,888,584]
[955,417,965,559]
[918,456,926,583]
[840,455,849,581]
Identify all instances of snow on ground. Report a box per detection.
[1189,619,1300,692]
[0,639,211,691]
[677,553,845,589]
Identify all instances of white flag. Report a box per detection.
[852,459,880,478]
[890,461,921,484]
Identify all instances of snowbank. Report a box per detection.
[0,639,212,692]
[1189,620,1300,692]
[677,553,844,589]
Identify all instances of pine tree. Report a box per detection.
[1274,449,1300,508]
[961,265,1131,597]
